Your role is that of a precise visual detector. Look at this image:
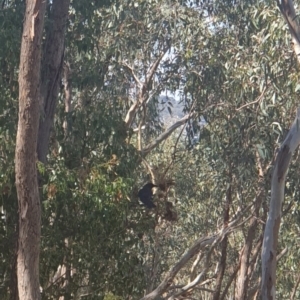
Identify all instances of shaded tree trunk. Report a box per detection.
[15,1,46,299]
[212,174,231,300]
[37,0,70,163]
[236,164,265,299]
[62,61,72,138]
[9,220,19,300]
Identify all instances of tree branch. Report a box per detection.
[122,62,143,89]
[290,272,300,299]
[146,48,169,85]
[167,269,211,300]
[139,203,253,300]
[236,87,266,111]
[139,235,216,300]
[140,112,195,156]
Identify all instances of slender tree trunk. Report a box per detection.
[236,172,265,299]
[290,273,300,299]
[37,0,70,163]
[15,1,46,300]
[264,1,300,298]
[212,173,232,300]
[9,220,19,300]
[62,61,72,137]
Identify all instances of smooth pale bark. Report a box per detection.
[141,112,195,156]
[261,108,300,299]
[15,1,46,300]
[261,0,300,298]
[123,49,168,128]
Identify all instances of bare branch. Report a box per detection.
[168,230,224,300]
[139,235,216,300]
[123,51,168,128]
[122,62,143,88]
[276,247,288,262]
[167,270,211,300]
[139,203,253,300]
[213,180,232,300]
[236,87,266,111]
[124,101,139,127]
[189,252,204,283]
[236,164,265,299]
[146,48,169,85]
[141,112,195,156]
[290,273,300,299]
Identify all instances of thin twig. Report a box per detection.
[236,87,267,111]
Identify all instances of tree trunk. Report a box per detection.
[9,221,19,300]
[15,1,46,300]
[62,61,72,138]
[261,108,300,299]
[37,0,70,163]
[236,169,265,299]
[212,177,231,300]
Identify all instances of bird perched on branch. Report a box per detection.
[138,183,157,209]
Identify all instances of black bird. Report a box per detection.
[138,183,158,209]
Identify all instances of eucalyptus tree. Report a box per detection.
[15,2,46,300]
[262,0,300,299]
